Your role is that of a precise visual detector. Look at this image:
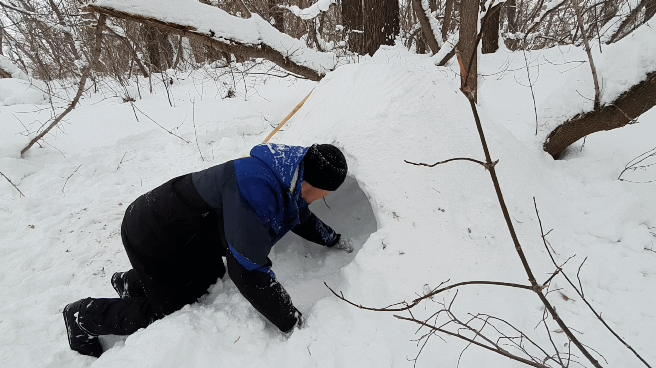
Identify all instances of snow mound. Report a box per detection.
[0,55,30,80]
[0,78,48,106]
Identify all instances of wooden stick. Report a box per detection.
[263,90,313,143]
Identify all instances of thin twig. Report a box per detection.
[521,49,540,135]
[394,315,551,368]
[129,102,190,143]
[1,170,26,197]
[116,151,129,171]
[404,158,498,171]
[191,99,205,161]
[325,280,534,312]
[461,94,602,368]
[534,198,652,368]
[62,164,82,193]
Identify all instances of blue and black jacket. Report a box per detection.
[190,143,340,331]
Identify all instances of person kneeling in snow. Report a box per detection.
[63,143,353,357]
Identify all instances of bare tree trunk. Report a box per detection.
[504,0,517,48]
[412,0,440,54]
[143,20,175,72]
[144,26,163,71]
[482,3,502,54]
[608,0,652,43]
[544,70,656,158]
[572,0,601,109]
[442,0,454,41]
[342,0,364,54]
[459,0,478,102]
[0,18,4,55]
[269,0,285,33]
[363,0,400,56]
[645,0,656,21]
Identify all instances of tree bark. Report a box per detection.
[645,0,656,21]
[505,0,517,32]
[342,0,364,54]
[459,0,478,102]
[1,15,5,55]
[144,25,173,72]
[363,0,400,56]
[544,70,656,158]
[412,0,440,54]
[442,0,454,41]
[608,0,652,43]
[482,3,502,54]
[85,4,331,81]
[269,0,285,33]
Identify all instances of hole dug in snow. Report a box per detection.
[271,175,377,310]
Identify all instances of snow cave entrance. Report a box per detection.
[271,175,377,309]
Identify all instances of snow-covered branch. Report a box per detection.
[280,0,336,21]
[86,0,337,81]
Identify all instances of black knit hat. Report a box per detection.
[302,144,348,191]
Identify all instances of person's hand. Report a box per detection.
[333,237,354,253]
[283,310,303,338]
[295,312,304,329]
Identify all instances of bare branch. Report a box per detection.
[20,14,107,156]
[534,197,653,368]
[394,315,551,368]
[0,170,26,197]
[325,280,534,312]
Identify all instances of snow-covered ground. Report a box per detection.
[1,38,655,368]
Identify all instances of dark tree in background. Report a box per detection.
[645,0,656,21]
[268,0,285,33]
[362,0,400,56]
[482,3,502,54]
[459,0,478,101]
[503,0,518,50]
[342,0,364,54]
[143,26,173,72]
[0,18,4,56]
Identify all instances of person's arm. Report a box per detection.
[222,177,300,332]
[224,248,301,332]
[291,207,340,247]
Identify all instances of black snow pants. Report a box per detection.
[76,174,226,336]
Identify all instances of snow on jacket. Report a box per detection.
[190,143,340,331]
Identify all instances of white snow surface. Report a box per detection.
[94,0,337,74]
[1,41,656,368]
[0,55,30,81]
[0,55,48,106]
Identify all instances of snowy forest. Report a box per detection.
[1,0,655,368]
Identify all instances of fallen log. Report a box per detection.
[84,2,336,81]
[544,70,656,158]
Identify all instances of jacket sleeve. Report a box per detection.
[225,248,300,332]
[222,176,300,332]
[291,205,340,247]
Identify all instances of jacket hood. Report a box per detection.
[249,143,309,190]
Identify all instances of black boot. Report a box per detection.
[111,272,128,298]
[111,270,146,298]
[63,299,103,358]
